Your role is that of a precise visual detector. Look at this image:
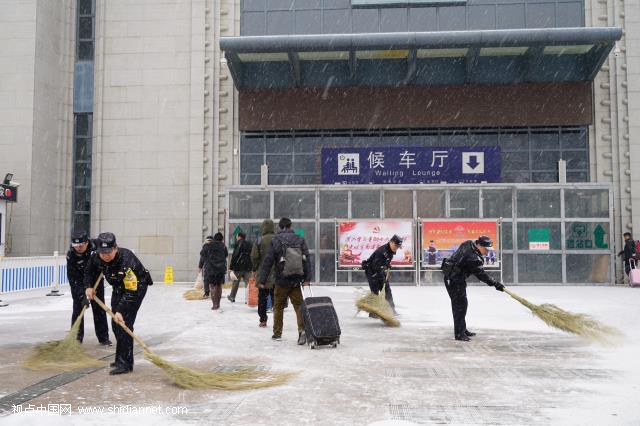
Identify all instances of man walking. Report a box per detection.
[228,232,253,303]
[66,230,111,345]
[258,217,309,344]
[251,219,276,328]
[199,233,228,310]
[441,236,504,342]
[84,232,153,374]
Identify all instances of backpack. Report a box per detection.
[280,239,305,278]
[635,240,640,260]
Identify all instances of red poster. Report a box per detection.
[421,221,499,268]
[338,221,414,268]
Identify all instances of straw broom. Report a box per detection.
[23,275,107,371]
[183,271,207,300]
[91,296,294,390]
[503,288,621,344]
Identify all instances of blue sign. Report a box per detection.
[321,147,501,185]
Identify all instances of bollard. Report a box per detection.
[46,251,64,296]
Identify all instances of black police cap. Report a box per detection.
[71,230,88,245]
[390,235,403,246]
[476,235,493,248]
[96,232,117,253]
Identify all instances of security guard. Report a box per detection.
[441,236,504,341]
[84,232,153,375]
[362,235,402,314]
[66,230,111,345]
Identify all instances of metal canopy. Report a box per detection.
[220,27,622,89]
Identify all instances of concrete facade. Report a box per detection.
[0,0,637,283]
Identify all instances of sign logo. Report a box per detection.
[338,153,359,175]
[462,152,484,174]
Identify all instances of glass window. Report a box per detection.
[380,134,409,146]
[74,162,91,187]
[293,154,318,173]
[319,222,336,250]
[268,175,294,185]
[518,254,562,283]
[266,154,292,171]
[241,175,261,185]
[320,191,348,219]
[266,136,293,153]
[241,136,265,154]
[517,189,560,218]
[351,191,380,219]
[79,17,93,39]
[320,253,348,283]
[565,189,609,218]
[499,132,528,150]
[502,152,528,171]
[517,222,562,250]
[241,155,263,174]
[482,189,512,218]
[73,212,90,232]
[416,190,445,218]
[441,132,468,147]
[567,171,588,183]
[228,222,263,245]
[229,192,270,219]
[73,187,91,212]
[78,41,93,60]
[410,132,439,146]
[501,253,513,284]
[565,222,610,250]
[384,191,413,218]
[531,172,558,183]
[79,0,93,15]
[294,136,320,153]
[292,222,316,250]
[561,150,588,170]
[75,114,90,136]
[75,138,91,162]
[501,221,513,250]
[294,175,319,185]
[566,254,610,283]
[274,191,315,219]
[449,190,479,218]
[530,132,559,149]
[469,132,497,146]
[503,171,530,183]
[531,151,560,170]
[560,131,586,149]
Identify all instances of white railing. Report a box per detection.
[0,252,68,293]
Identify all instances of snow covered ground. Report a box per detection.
[0,283,639,425]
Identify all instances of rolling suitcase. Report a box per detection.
[301,286,341,349]
[629,260,640,287]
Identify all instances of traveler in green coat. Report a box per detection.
[251,219,276,328]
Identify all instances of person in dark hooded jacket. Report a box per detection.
[441,236,504,342]
[251,219,276,328]
[199,233,228,310]
[228,232,253,303]
[258,217,309,344]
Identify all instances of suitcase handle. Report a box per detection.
[302,282,314,298]
[630,259,637,270]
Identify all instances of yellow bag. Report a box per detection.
[123,268,138,291]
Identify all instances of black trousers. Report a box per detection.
[445,278,468,338]
[258,287,274,322]
[367,274,396,310]
[111,286,147,370]
[70,281,109,343]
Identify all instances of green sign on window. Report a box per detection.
[528,228,550,250]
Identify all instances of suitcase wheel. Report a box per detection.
[308,341,317,349]
[331,341,338,348]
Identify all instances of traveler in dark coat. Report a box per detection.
[362,235,402,314]
[84,232,153,374]
[441,236,504,342]
[228,232,253,303]
[617,232,637,276]
[199,232,228,310]
[251,219,276,328]
[258,217,309,345]
[66,230,111,345]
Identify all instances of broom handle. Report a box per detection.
[91,295,153,353]
[79,273,105,316]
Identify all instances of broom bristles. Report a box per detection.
[355,291,400,327]
[505,289,621,344]
[144,351,295,390]
[23,307,106,371]
[183,289,207,300]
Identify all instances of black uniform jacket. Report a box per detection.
[363,243,395,289]
[66,240,98,285]
[445,240,498,287]
[84,248,153,313]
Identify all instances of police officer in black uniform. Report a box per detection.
[66,230,111,345]
[84,232,153,375]
[362,235,402,314]
[441,236,505,341]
